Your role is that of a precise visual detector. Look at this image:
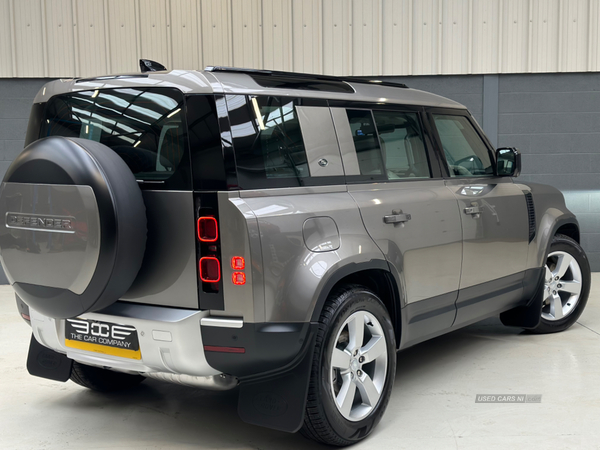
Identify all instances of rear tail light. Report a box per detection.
[231,256,245,270]
[232,272,246,285]
[197,217,218,242]
[199,257,221,282]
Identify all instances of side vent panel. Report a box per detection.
[524,192,536,243]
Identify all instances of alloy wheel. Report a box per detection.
[329,310,388,422]
[542,250,583,321]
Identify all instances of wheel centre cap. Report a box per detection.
[350,358,360,372]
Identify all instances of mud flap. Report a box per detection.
[237,327,316,433]
[27,334,72,382]
[500,268,544,329]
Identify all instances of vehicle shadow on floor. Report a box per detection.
[46,318,526,449]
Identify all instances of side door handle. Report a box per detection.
[383,210,412,227]
[464,203,481,218]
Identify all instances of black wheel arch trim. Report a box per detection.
[308,259,401,332]
[544,215,580,260]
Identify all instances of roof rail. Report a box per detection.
[75,74,148,83]
[204,66,408,90]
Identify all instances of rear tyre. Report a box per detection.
[529,234,591,334]
[70,361,145,392]
[301,285,396,446]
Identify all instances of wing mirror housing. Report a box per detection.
[496,147,521,177]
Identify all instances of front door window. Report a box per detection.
[433,114,493,177]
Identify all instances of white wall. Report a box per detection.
[0,0,599,78]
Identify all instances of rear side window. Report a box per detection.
[345,109,384,177]
[226,95,312,189]
[40,87,189,187]
[373,111,430,179]
[433,114,493,177]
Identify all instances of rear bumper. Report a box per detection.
[29,302,221,379]
[201,321,313,378]
[28,300,313,381]
[27,300,318,433]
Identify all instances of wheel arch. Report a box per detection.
[533,212,579,270]
[555,222,580,243]
[521,182,580,269]
[309,261,402,346]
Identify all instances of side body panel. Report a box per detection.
[240,186,384,323]
[348,181,462,305]
[448,179,530,327]
[349,181,463,347]
[446,179,529,289]
[216,192,264,322]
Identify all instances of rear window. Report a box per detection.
[40,87,189,185]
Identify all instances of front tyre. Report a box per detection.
[301,285,396,446]
[531,234,591,334]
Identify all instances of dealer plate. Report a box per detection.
[65,318,141,360]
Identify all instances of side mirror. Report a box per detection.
[496,147,521,177]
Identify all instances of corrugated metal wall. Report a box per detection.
[1,0,599,78]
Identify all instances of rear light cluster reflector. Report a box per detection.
[231,256,246,285]
[231,256,245,270]
[204,345,246,354]
[199,257,221,283]
[232,272,246,285]
[197,217,218,242]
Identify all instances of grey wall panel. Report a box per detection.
[386,75,484,125]
[497,73,600,271]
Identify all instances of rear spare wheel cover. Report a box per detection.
[0,137,147,318]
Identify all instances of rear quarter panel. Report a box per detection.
[231,187,384,323]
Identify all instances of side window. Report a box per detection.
[227,95,310,188]
[345,109,384,176]
[433,114,493,177]
[373,111,430,179]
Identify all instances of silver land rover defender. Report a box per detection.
[0,64,591,446]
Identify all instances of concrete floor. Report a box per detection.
[1,278,600,450]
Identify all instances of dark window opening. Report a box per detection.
[346,109,385,177]
[373,111,431,180]
[40,87,189,186]
[227,94,312,188]
[186,95,226,190]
